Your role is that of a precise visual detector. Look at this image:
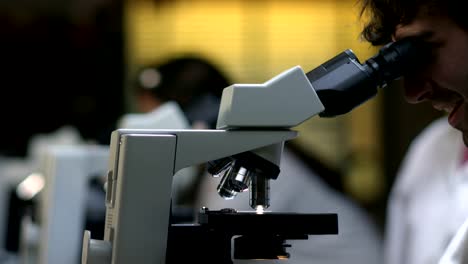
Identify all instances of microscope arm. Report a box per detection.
[108,129,297,173]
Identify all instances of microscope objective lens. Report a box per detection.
[232,166,250,192]
[217,166,237,199]
[250,175,270,209]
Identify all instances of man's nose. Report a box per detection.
[403,77,432,104]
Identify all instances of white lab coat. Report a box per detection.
[439,216,468,264]
[384,117,468,264]
[196,147,383,264]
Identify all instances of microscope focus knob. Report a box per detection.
[82,230,112,264]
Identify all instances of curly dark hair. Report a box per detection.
[359,0,467,45]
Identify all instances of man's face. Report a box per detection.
[393,13,468,145]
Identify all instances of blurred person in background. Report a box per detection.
[384,116,468,264]
[129,55,226,130]
[125,54,382,263]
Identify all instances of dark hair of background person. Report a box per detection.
[133,55,231,129]
[359,0,468,45]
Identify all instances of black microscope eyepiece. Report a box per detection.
[308,37,427,117]
[363,37,427,88]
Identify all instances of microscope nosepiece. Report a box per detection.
[207,157,233,177]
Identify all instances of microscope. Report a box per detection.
[82,37,425,264]
[29,145,109,264]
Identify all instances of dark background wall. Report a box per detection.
[0,0,124,156]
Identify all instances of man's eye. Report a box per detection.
[414,41,439,65]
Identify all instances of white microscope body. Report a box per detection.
[81,66,325,264]
[20,145,110,264]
